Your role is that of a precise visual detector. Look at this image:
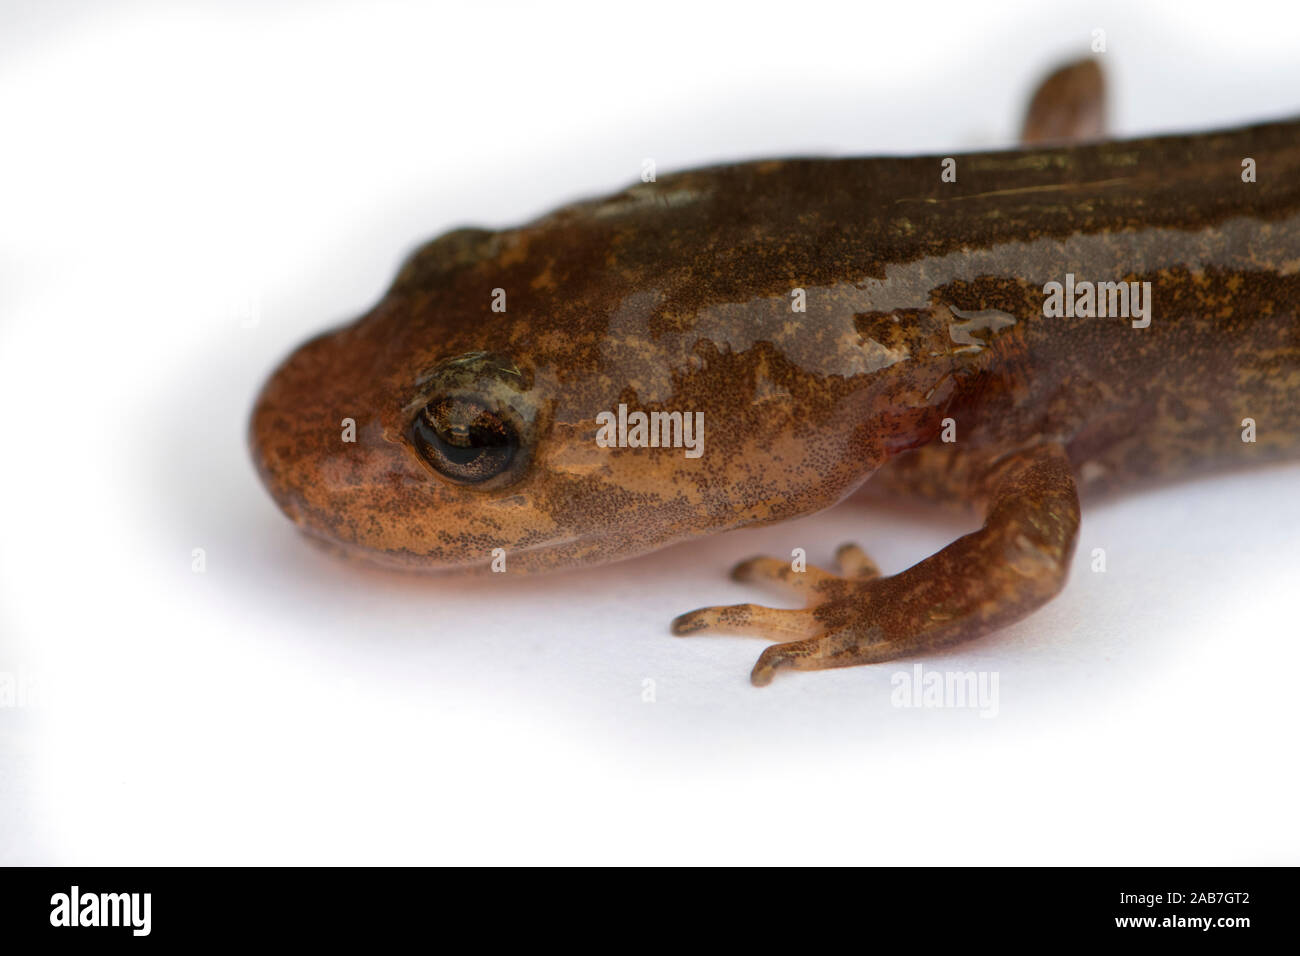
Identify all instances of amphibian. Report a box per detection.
[250,61,1300,684]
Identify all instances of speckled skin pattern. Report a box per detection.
[251,63,1300,683]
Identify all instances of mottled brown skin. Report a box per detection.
[250,62,1300,684]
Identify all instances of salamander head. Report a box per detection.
[250,181,934,573]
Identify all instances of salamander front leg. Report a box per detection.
[671,442,1081,686]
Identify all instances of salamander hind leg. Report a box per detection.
[670,442,1081,686]
[1020,58,1107,146]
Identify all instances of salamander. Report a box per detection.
[249,61,1300,685]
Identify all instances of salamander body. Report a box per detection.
[250,62,1300,683]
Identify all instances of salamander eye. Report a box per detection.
[411,395,519,484]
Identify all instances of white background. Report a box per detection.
[2,0,1298,864]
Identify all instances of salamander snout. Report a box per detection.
[250,325,577,571]
[248,327,433,563]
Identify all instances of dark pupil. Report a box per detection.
[414,396,515,482]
